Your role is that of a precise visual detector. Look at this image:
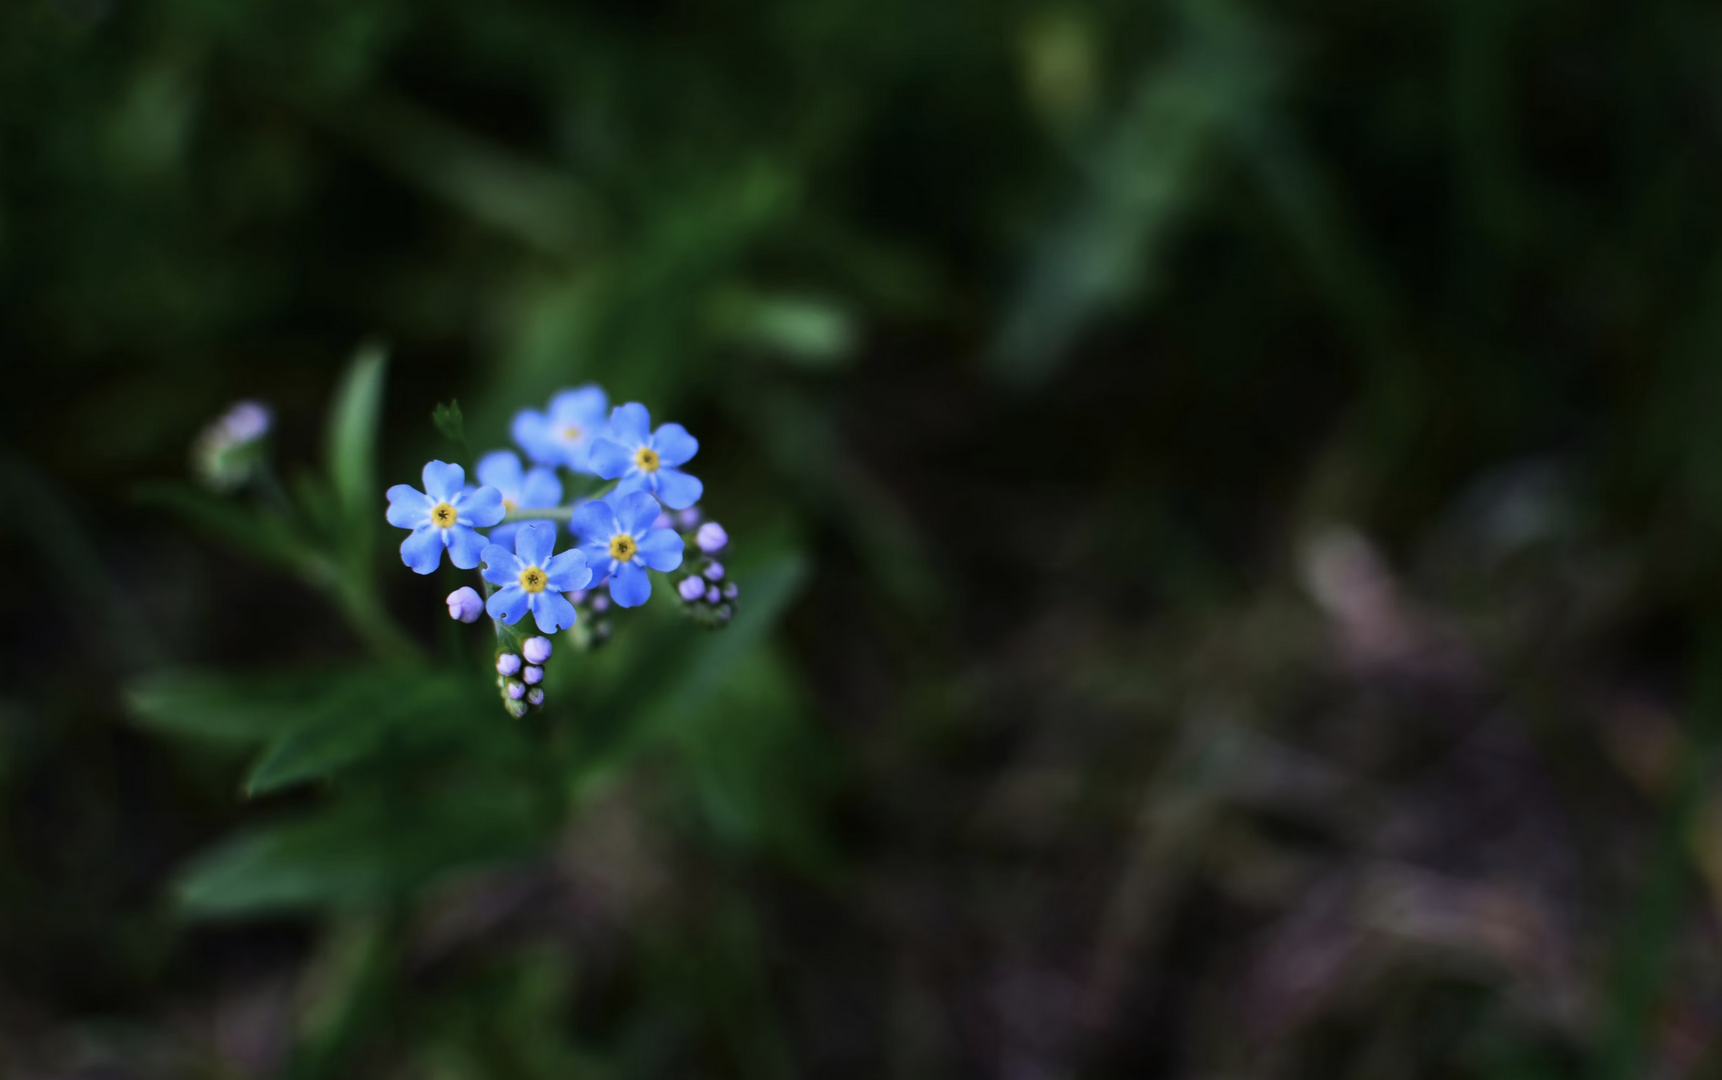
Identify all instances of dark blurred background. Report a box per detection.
[5,0,1722,1076]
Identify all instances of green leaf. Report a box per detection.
[174,776,549,916]
[242,668,475,795]
[327,341,389,532]
[127,669,354,743]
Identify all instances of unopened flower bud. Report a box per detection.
[526,687,544,706]
[703,561,724,581]
[678,576,706,601]
[723,583,738,600]
[591,593,610,613]
[497,653,522,676]
[696,522,728,553]
[523,665,543,685]
[705,585,721,604]
[717,605,733,622]
[567,589,587,604]
[653,511,674,530]
[677,507,702,528]
[505,680,526,700]
[523,636,553,664]
[505,697,529,718]
[446,586,483,623]
[221,401,273,443]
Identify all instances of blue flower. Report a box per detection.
[587,403,703,510]
[573,490,685,607]
[386,461,505,574]
[476,449,563,551]
[480,522,592,633]
[512,385,610,472]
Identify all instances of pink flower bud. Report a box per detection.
[446,586,483,623]
[696,522,728,553]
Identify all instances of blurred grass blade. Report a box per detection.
[327,341,388,534]
[992,0,1276,388]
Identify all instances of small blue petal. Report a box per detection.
[528,590,578,633]
[636,527,685,572]
[579,542,612,580]
[385,485,431,528]
[446,524,488,570]
[480,544,521,585]
[612,472,650,498]
[616,490,662,534]
[487,585,530,624]
[514,521,557,565]
[488,522,523,551]
[551,385,610,427]
[544,548,592,592]
[652,467,703,510]
[401,525,445,575]
[651,423,698,467]
[608,402,652,446]
[459,485,506,527]
[571,499,618,543]
[512,410,559,465]
[422,461,466,502]
[587,438,632,481]
[477,451,524,498]
[609,561,651,607]
[520,467,562,508]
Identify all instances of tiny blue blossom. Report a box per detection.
[386,461,505,574]
[572,490,685,607]
[477,450,563,551]
[481,522,591,633]
[587,403,703,510]
[512,385,610,472]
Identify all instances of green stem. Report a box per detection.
[503,506,574,523]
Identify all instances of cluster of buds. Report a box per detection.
[192,400,272,491]
[494,635,554,718]
[675,520,737,627]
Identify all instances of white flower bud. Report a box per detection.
[696,522,728,553]
[678,576,706,601]
[523,636,553,664]
[703,561,724,581]
[526,687,544,706]
[497,653,522,676]
[523,665,543,685]
[446,586,483,623]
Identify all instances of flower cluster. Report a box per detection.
[384,386,736,716]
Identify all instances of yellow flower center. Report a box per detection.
[609,534,637,561]
[431,502,457,528]
[519,567,547,593]
[559,424,584,444]
[634,447,661,473]
[502,497,519,512]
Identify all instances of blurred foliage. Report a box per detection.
[8,0,1722,1077]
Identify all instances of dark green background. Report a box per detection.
[3,0,1721,1076]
